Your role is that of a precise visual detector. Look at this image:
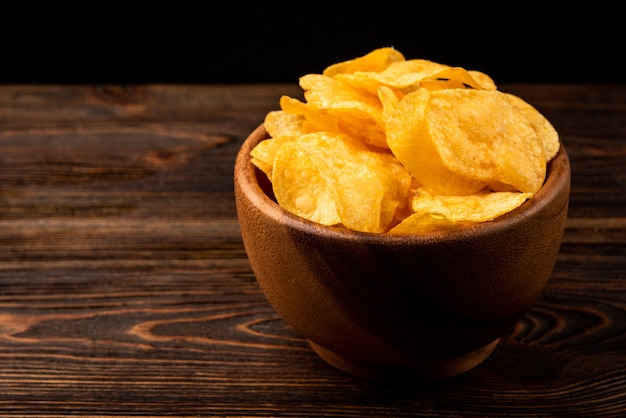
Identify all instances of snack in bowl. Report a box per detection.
[234,47,570,381]
[249,47,560,234]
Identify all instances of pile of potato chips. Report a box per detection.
[250,47,560,234]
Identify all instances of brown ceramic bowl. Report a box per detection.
[234,124,570,382]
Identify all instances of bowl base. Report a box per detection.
[308,339,500,382]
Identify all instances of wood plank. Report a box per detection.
[0,84,624,416]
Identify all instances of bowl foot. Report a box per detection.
[308,339,500,382]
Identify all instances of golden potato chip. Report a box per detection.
[264,110,305,138]
[250,137,277,179]
[272,132,411,233]
[335,142,411,232]
[279,95,340,134]
[251,135,297,181]
[252,111,307,179]
[504,93,560,162]
[299,74,382,124]
[388,212,459,234]
[377,86,400,122]
[468,70,497,90]
[385,88,486,195]
[419,67,490,91]
[322,47,405,77]
[425,89,546,194]
[334,59,450,96]
[279,95,386,148]
[332,110,388,149]
[299,74,387,148]
[410,187,532,223]
[272,138,342,226]
[389,188,532,234]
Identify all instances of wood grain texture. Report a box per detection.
[0,84,624,417]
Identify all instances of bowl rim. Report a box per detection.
[235,123,570,244]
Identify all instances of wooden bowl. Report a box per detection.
[234,124,571,381]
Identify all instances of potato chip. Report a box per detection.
[299,74,383,124]
[419,67,491,91]
[264,110,305,138]
[251,135,298,181]
[322,47,405,77]
[468,70,497,90]
[388,212,460,234]
[299,74,387,148]
[279,94,386,148]
[425,89,546,194]
[272,138,342,226]
[335,59,450,96]
[389,188,532,234]
[385,88,486,195]
[335,142,411,232]
[411,187,532,223]
[250,137,278,179]
[251,111,307,179]
[504,93,560,162]
[272,132,412,233]
[377,86,400,122]
[279,95,339,133]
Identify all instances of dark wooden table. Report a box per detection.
[0,84,624,417]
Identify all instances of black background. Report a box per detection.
[0,2,620,84]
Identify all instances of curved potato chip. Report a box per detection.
[335,143,412,232]
[410,187,532,223]
[264,110,305,138]
[420,67,488,91]
[468,70,497,90]
[335,59,450,95]
[299,74,387,148]
[250,135,299,180]
[279,95,340,133]
[273,132,411,232]
[377,86,400,123]
[250,138,278,179]
[272,139,341,226]
[504,93,560,162]
[386,88,486,195]
[279,95,385,147]
[300,74,382,120]
[389,188,531,233]
[322,47,405,77]
[426,89,546,194]
[388,212,460,234]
